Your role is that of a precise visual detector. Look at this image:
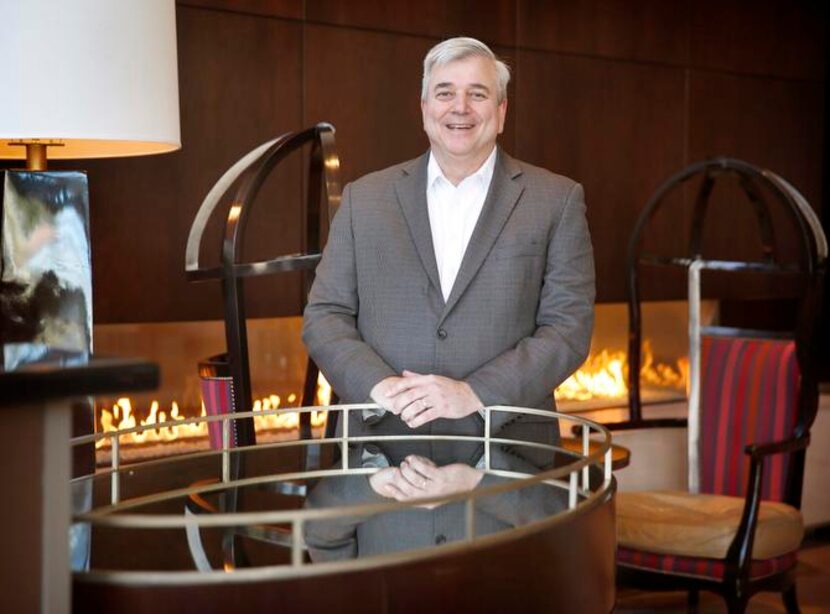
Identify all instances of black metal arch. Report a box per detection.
[626,157,827,425]
[185,123,342,446]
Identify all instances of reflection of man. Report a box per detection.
[305,442,568,561]
[303,37,594,501]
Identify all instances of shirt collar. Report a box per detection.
[427,146,498,191]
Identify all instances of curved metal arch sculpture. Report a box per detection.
[626,157,827,426]
[185,123,342,447]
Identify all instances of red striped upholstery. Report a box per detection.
[699,335,799,501]
[618,546,797,581]
[199,376,237,450]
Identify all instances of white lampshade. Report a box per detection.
[0,0,181,159]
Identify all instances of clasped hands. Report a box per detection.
[369,454,483,508]
[370,370,483,428]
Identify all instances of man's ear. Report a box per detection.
[498,99,508,134]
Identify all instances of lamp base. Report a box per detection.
[0,170,92,354]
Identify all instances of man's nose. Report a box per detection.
[451,94,471,113]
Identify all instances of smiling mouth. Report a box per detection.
[445,123,475,130]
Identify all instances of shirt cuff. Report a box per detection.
[362,406,387,423]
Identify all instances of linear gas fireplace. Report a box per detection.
[90,299,714,461]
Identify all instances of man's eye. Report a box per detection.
[470,92,487,100]
[436,91,453,100]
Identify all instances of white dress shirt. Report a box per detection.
[426,147,498,302]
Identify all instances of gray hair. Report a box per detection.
[421,37,511,103]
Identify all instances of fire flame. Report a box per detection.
[554,340,688,401]
[96,373,331,449]
[96,345,686,449]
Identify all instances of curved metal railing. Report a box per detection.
[70,405,614,585]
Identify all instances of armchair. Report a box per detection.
[612,158,826,613]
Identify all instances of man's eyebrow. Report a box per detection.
[433,82,491,91]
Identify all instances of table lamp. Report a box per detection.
[0,0,180,355]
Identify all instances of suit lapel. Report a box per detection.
[394,154,443,297]
[440,151,525,322]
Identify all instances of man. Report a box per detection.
[303,37,594,503]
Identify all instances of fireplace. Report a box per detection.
[554,300,715,410]
[90,299,715,461]
[92,317,328,460]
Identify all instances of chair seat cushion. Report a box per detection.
[617,491,803,560]
[617,546,798,581]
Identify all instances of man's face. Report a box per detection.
[421,55,507,166]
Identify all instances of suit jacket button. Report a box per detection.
[437,328,448,339]
[435,534,447,544]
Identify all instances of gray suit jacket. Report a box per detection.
[302,149,594,438]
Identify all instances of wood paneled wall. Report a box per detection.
[43,1,828,322]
